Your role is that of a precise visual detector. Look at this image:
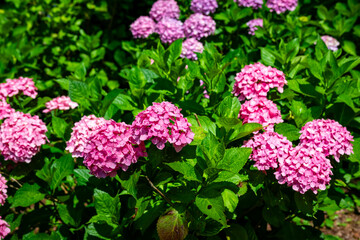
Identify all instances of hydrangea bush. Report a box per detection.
[0,0,359,239]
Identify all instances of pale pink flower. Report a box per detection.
[155,17,185,44]
[234,0,263,9]
[150,0,180,22]
[0,217,10,239]
[0,99,15,120]
[184,13,216,40]
[246,18,263,35]
[320,35,340,51]
[0,175,7,206]
[266,0,298,14]
[181,38,204,60]
[43,96,78,113]
[190,0,218,15]
[0,77,37,99]
[130,16,156,39]
[199,80,209,99]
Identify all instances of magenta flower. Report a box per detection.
[190,0,218,15]
[246,18,263,35]
[155,17,185,44]
[0,175,7,206]
[320,35,340,51]
[299,119,353,162]
[132,102,194,152]
[275,146,333,194]
[266,0,298,14]
[199,80,210,99]
[0,77,38,99]
[234,0,263,9]
[66,115,108,158]
[0,217,10,239]
[239,98,283,131]
[181,38,204,60]
[244,131,293,171]
[130,16,156,39]
[232,62,287,101]
[0,99,15,120]
[43,96,78,113]
[0,112,47,163]
[184,13,216,40]
[82,120,147,178]
[149,0,180,22]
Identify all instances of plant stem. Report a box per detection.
[145,175,175,208]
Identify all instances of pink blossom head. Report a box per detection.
[0,112,47,163]
[190,0,218,15]
[82,120,147,178]
[239,98,283,131]
[130,16,156,39]
[184,13,216,40]
[246,18,263,35]
[266,0,298,14]
[299,119,353,162]
[0,175,7,206]
[244,131,293,171]
[132,102,194,152]
[155,17,185,44]
[0,77,38,99]
[320,35,340,52]
[234,0,263,9]
[149,0,180,22]
[66,115,108,158]
[0,99,15,120]
[275,146,333,194]
[181,38,204,60]
[232,62,287,101]
[0,217,10,239]
[43,96,78,113]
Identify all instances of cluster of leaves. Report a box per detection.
[0,0,359,239]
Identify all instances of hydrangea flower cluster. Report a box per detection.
[132,102,194,152]
[246,18,263,35]
[0,77,38,99]
[155,17,185,44]
[0,112,47,163]
[181,38,204,60]
[320,35,340,52]
[0,175,7,206]
[43,96,78,113]
[190,0,218,15]
[130,16,156,39]
[275,146,333,194]
[0,217,10,239]
[234,0,263,9]
[184,13,216,40]
[299,119,353,162]
[232,62,287,101]
[244,131,293,171]
[149,0,180,22]
[66,115,108,158]
[82,120,147,178]
[239,98,283,131]
[0,99,15,120]
[266,0,298,14]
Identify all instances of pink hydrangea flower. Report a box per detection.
[149,0,180,22]
[0,112,47,163]
[243,131,293,171]
[234,0,263,9]
[320,35,340,52]
[232,62,287,101]
[66,115,108,158]
[246,18,263,35]
[239,98,283,131]
[155,17,185,44]
[199,80,210,99]
[266,0,298,14]
[190,0,218,15]
[0,77,38,99]
[0,217,10,239]
[0,175,7,206]
[299,119,353,162]
[132,102,194,152]
[130,16,156,39]
[275,146,333,194]
[43,96,78,113]
[82,120,147,178]
[184,13,216,40]
[181,38,204,60]
[0,99,15,120]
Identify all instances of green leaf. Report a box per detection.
[221,189,239,212]
[36,157,52,184]
[74,169,92,186]
[197,132,225,168]
[94,189,121,224]
[11,183,46,208]
[57,203,81,227]
[50,154,75,192]
[261,48,275,66]
[195,193,227,226]
[156,209,188,240]
[217,147,251,173]
[294,192,316,216]
[166,39,182,68]
[343,41,357,56]
[52,116,68,139]
[111,93,136,111]
[117,170,141,198]
[228,123,262,143]
[73,62,87,80]
[275,123,301,141]
[69,80,90,108]
[217,96,241,118]
[165,159,202,182]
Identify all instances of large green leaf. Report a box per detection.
[50,154,75,192]
[195,194,227,226]
[11,183,46,208]
[165,159,202,182]
[217,147,251,173]
[157,209,188,240]
[197,132,225,168]
[93,189,121,224]
[275,123,301,141]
